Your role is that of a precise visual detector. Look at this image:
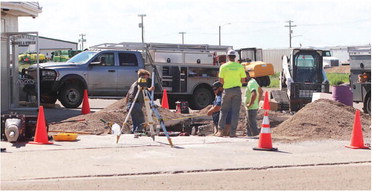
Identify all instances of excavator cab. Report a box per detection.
[275,48,329,111]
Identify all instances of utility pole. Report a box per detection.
[219,23,231,46]
[179,32,186,44]
[285,20,296,48]
[138,14,146,43]
[78,34,86,50]
[219,26,221,46]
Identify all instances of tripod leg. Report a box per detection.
[151,105,174,147]
[117,87,142,143]
[143,90,156,141]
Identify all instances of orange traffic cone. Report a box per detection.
[161,89,169,109]
[253,111,277,151]
[82,89,91,114]
[29,106,53,145]
[345,110,369,149]
[263,91,270,110]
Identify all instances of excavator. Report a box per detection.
[271,48,330,111]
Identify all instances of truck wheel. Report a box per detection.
[364,95,371,115]
[58,84,83,108]
[191,87,213,110]
[40,95,57,104]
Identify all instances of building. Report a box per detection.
[18,36,78,59]
[1,2,42,112]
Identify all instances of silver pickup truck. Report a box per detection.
[24,50,144,108]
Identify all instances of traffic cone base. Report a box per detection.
[29,106,53,145]
[345,145,369,149]
[253,111,277,151]
[253,146,278,151]
[345,110,370,149]
[253,133,278,151]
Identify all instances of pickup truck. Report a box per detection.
[23,50,147,108]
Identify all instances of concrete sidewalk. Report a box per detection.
[1,135,370,181]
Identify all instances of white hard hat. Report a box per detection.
[227,50,236,56]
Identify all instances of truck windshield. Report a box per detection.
[67,51,97,64]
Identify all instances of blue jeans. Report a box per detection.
[127,102,145,133]
[218,87,241,136]
[246,109,259,136]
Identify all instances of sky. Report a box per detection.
[18,0,371,49]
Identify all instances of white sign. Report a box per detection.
[10,34,37,47]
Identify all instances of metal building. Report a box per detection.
[262,48,291,73]
[18,36,78,59]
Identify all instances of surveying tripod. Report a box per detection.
[116,77,174,147]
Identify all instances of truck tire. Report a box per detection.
[190,87,213,110]
[41,95,57,104]
[58,84,83,108]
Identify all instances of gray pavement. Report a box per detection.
[1,135,371,182]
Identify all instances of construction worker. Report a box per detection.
[217,50,247,137]
[207,81,232,136]
[244,73,263,137]
[125,69,154,136]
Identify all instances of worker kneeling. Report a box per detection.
[207,81,232,136]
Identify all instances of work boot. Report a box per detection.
[215,130,224,137]
[224,125,231,136]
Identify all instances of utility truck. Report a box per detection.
[22,42,231,109]
[348,46,371,114]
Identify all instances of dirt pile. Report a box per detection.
[49,98,189,135]
[193,104,291,136]
[272,99,371,142]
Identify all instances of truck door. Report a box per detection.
[116,52,142,95]
[87,52,117,95]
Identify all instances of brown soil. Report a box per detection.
[49,97,370,144]
[324,66,350,73]
[272,99,371,143]
[49,98,189,135]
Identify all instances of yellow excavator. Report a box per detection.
[236,48,274,87]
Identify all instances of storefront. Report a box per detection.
[1,2,42,113]
[3,32,41,110]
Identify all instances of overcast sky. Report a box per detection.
[18,0,371,49]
